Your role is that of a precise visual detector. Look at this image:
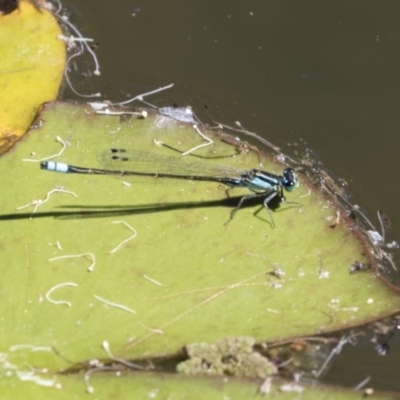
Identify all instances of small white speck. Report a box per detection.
[318,269,330,279]
[148,388,159,398]
[298,268,305,277]
[367,230,383,245]
[367,298,374,304]
[272,282,282,289]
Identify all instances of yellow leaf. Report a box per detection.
[0,0,65,154]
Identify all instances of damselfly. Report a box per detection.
[40,148,299,226]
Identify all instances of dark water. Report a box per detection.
[60,0,400,392]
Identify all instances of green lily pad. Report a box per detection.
[1,368,399,400]
[0,101,399,378]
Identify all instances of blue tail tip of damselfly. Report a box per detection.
[282,168,298,192]
[40,161,70,173]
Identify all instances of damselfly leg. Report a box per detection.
[227,190,280,228]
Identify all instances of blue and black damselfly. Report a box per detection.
[40,148,299,226]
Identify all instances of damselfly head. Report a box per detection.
[282,168,298,192]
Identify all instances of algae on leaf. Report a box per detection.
[177,336,277,378]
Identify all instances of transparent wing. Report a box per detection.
[97,148,244,179]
